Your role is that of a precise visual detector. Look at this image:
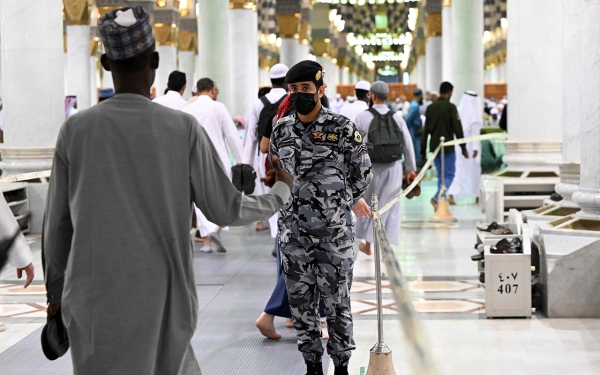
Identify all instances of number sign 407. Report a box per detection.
[497,272,519,294]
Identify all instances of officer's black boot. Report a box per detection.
[305,361,324,375]
[334,365,349,375]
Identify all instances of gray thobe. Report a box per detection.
[353,104,416,245]
[43,94,290,375]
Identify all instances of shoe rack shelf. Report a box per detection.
[475,209,524,273]
[1,183,30,234]
[483,225,532,318]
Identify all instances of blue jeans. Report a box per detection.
[433,151,456,202]
[408,127,421,163]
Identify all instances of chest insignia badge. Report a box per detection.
[327,133,339,142]
[354,130,362,143]
[313,132,325,141]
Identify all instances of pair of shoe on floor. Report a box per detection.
[477,222,513,235]
[306,362,348,375]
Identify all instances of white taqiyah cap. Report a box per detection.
[355,80,371,91]
[270,64,289,79]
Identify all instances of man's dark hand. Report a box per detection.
[473,150,478,158]
[260,170,276,188]
[405,171,417,185]
[462,149,469,158]
[272,156,294,188]
[47,303,61,323]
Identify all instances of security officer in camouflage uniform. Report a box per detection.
[269,60,373,375]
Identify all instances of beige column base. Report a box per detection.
[0,147,54,177]
[0,321,5,332]
[501,140,562,173]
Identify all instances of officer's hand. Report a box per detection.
[47,303,61,323]
[17,262,34,289]
[405,171,417,185]
[272,156,294,189]
[462,149,469,159]
[352,198,371,219]
[473,150,478,158]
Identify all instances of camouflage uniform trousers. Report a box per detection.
[280,241,356,366]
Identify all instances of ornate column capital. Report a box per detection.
[229,0,257,11]
[276,13,300,39]
[442,0,452,7]
[426,12,442,37]
[96,0,126,17]
[63,0,91,25]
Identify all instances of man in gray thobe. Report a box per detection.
[43,7,292,375]
[354,81,417,254]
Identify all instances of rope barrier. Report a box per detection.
[378,133,508,215]
[368,132,507,374]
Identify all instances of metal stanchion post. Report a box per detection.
[366,194,396,375]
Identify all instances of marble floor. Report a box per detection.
[0,181,599,374]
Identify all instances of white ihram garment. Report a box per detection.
[448,92,483,198]
[152,90,188,110]
[242,88,288,238]
[183,95,243,236]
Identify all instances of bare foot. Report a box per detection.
[285,318,294,328]
[255,313,281,339]
[194,236,208,243]
[322,327,329,340]
[358,241,372,256]
[448,195,456,205]
[256,222,268,231]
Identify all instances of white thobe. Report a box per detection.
[242,88,287,238]
[152,90,188,110]
[353,104,416,245]
[339,100,369,123]
[449,94,483,198]
[331,98,345,114]
[183,95,243,236]
[0,193,32,268]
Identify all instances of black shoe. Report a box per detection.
[305,362,324,375]
[479,272,485,283]
[271,245,277,258]
[477,222,513,234]
[550,193,563,202]
[334,365,349,375]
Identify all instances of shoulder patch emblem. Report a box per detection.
[354,130,362,143]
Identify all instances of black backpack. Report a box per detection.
[256,95,286,152]
[367,108,404,163]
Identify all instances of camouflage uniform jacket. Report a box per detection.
[270,107,373,245]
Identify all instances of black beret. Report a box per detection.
[285,60,324,87]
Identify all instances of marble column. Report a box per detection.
[89,30,100,106]
[572,0,600,217]
[0,0,64,174]
[276,2,302,69]
[101,44,114,89]
[153,3,179,97]
[441,0,453,82]
[280,38,302,68]
[259,68,270,87]
[451,0,483,104]
[555,0,582,204]
[197,0,232,110]
[179,2,197,100]
[230,1,259,120]
[64,0,92,109]
[417,55,427,89]
[425,11,442,92]
[505,0,563,171]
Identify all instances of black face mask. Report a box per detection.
[290,92,319,115]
